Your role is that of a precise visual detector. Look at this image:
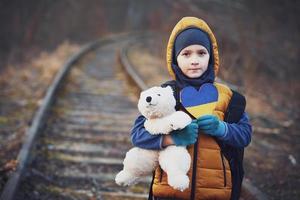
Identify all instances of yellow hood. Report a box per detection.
[166,17,219,79]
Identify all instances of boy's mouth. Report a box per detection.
[188,68,201,71]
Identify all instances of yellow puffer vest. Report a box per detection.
[152,82,233,200]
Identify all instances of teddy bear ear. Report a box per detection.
[165,85,174,93]
[139,90,144,97]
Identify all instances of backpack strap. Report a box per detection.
[161,80,182,111]
[148,171,155,200]
[219,89,246,200]
[224,90,246,123]
[216,89,246,150]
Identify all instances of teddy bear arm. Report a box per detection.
[144,118,173,135]
[167,111,192,130]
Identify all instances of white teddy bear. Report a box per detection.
[115,86,192,191]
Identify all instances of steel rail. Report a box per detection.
[0,37,115,200]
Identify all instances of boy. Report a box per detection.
[131,17,252,200]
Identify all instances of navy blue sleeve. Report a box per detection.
[219,112,252,148]
[130,115,163,150]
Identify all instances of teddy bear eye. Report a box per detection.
[157,94,161,96]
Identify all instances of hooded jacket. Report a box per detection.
[131,17,252,200]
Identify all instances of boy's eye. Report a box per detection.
[157,94,161,96]
[182,52,190,56]
[198,51,207,56]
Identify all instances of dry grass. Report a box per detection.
[0,41,80,191]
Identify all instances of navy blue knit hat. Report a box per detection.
[174,28,211,58]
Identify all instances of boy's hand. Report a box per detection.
[170,120,198,146]
[196,115,226,137]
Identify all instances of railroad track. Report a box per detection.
[1,33,155,200]
[1,33,268,200]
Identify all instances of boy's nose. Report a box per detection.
[146,96,152,103]
[191,62,199,66]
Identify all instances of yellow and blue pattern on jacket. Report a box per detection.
[180,83,218,118]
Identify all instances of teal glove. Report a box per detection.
[170,120,198,146]
[196,115,226,137]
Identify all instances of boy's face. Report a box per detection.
[176,44,210,78]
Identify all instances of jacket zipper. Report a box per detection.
[220,152,227,187]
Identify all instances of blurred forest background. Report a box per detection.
[0,0,299,199]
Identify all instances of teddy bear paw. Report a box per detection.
[115,170,139,186]
[168,174,190,191]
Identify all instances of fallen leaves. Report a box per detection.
[0,160,18,174]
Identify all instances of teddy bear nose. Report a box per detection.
[146,96,152,103]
